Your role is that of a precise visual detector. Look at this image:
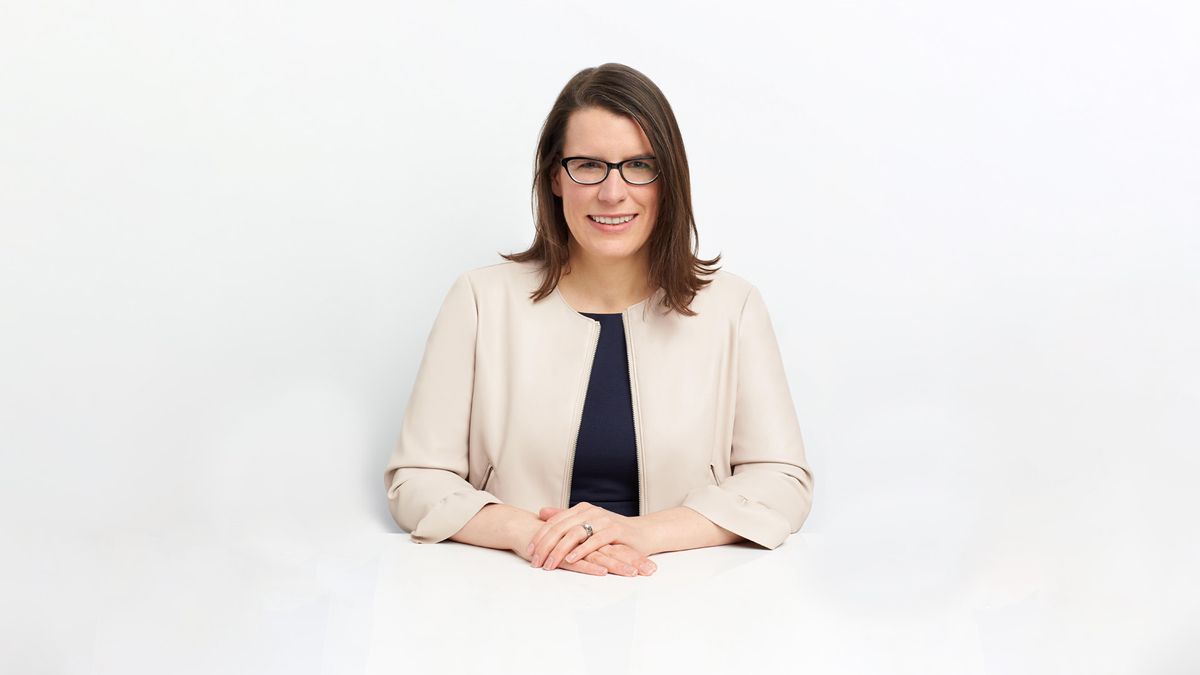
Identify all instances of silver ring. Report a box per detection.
[580,522,594,538]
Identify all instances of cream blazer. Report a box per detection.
[384,260,814,549]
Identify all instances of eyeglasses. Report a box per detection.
[560,156,661,186]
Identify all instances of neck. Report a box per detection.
[560,240,654,313]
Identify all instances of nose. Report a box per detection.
[597,166,628,202]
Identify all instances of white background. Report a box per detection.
[2,1,1197,673]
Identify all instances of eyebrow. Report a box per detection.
[565,153,656,161]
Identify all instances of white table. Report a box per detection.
[17,521,1190,675]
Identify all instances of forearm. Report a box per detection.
[448,503,538,551]
[639,506,745,555]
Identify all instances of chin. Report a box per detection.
[569,223,650,257]
[590,236,648,257]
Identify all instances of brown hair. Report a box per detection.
[499,63,720,317]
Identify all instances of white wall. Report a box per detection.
[2,1,1197,672]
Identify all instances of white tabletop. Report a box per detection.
[14,518,1192,675]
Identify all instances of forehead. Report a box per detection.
[562,107,653,159]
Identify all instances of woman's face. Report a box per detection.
[551,107,660,267]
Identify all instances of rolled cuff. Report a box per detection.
[680,484,793,549]
[407,489,503,544]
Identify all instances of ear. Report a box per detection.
[551,168,562,197]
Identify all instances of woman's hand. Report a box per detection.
[510,534,610,576]
[510,514,635,576]
[526,503,658,575]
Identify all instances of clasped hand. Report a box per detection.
[521,502,657,577]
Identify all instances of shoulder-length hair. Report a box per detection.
[500,63,720,317]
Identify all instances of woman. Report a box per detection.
[384,63,814,577]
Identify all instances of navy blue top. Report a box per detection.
[568,312,640,516]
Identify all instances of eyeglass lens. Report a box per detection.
[566,158,659,185]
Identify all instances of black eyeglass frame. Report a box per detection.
[559,156,662,186]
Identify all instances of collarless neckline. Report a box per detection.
[553,285,659,320]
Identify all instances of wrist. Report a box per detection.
[630,514,664,556]
[503,508,542,553]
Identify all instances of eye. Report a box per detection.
[629,160,649,169]
[578,161,603,169]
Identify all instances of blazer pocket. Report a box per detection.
[479,464,495,492]
[709,463,721,487]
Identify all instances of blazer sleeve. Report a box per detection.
[680,284,815,549]
[383,272,502,544]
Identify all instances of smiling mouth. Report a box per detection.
[588,214,637,225]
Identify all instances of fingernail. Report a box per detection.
[544,557,555,569]
[531,556,541,567]
[640,563,655,574]
[565,553,577,563]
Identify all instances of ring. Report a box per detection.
[580,522,594,539]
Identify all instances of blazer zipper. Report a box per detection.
[623,308,646,517]
[562,320,601,509]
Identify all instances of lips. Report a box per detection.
[588,214,636,225]
[587,213,637,232]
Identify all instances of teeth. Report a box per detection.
[590,215,634,225]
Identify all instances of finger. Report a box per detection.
[585,551,638,577]
[529,517,574,565]
[602,544,657,575]
[527,503,590,559]
[528,502,608,555]
[604,543,652,567]
[526,516,564,560]
[542,514,613,570]
[543,521,596,570]
[555,515,621,566]
[530,507,600,567]
[563,528,618,566]
[562,558,607,576]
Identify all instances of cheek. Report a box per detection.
[644,191,660,218]
[563,189,588,215]
[643,197,660,228]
